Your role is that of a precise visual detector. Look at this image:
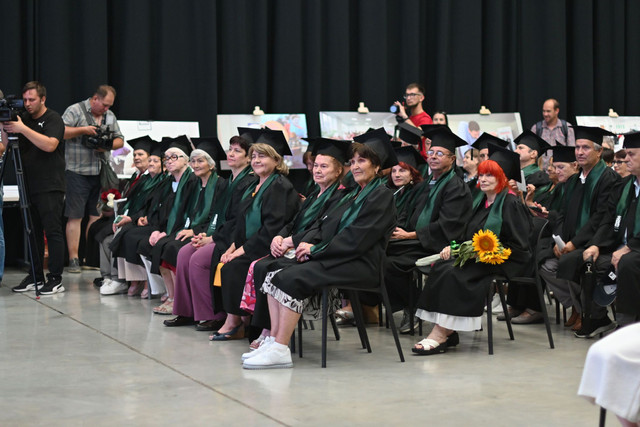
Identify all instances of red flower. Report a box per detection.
[101,189,121,202]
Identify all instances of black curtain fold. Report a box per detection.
[1,0,639,139]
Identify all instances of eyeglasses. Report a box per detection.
[613,160,626,165]
[427,150,450,158]
[164,154,185,162]
[403,93,422,99]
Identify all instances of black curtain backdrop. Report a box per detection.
[1,0,639,138]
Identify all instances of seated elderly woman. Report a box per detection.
[242,131,397,369]
[110,136,197,304]
[162,133,255,330]
[388,145,424,217]
[245,138,350,348]
[143,137,228,315]
[413,144,532,355]
[96,135,164,296]
[210,131,301,341]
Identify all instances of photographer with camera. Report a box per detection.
[62,85,124,273]
[392,83,433,158]
[0,81,66,294]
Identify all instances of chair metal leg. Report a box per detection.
[599,407,606,427]
[555,297,561,324]
[535,276,555,349]
[486,291,494,355]
[350,291,371,352]
[298,317,304,357]
[321,289,328,368]
[329,313,341,341]
[496,282,514,340]
[291,328,296,355]
[379,283,405,362]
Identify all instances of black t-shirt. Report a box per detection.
[18,109,66,195]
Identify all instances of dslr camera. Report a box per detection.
[82,125,114,150]
[0,95,25,122]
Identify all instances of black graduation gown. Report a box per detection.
[263,185,396,308]
[251,186,348,328]
[384,173,472,308]
[416,193,532,317]
[556,167,620,280]
[116,172,198,265]
[157,176,228,269]
[219,175,301,315]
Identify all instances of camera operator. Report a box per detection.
[392,83,433,157]
[0,81,66,294]
[62,85,124,273]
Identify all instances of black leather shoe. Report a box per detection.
[195,319,226,332]
[163,316,196,327]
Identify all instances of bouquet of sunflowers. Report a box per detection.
[452,229,511,267]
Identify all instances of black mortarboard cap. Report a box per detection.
[394,145,425,169]
[551,146,576,163]
[514,130,551,155]
[488,142,522,182]
[312,138,351,164]
[256,128,292,156]
[128,135,155,154]
[237,127,263,144]
[428,127,467,154]
[419,124,448,136]
[471,133,510,150]
[574,126,615,145]
[353,127,398,169]
[151,138,171,158]
[192,136,227,162]
[302,137,321,154]
[623,132,640,149]
[167,135,193,157]
[396,122,423,146]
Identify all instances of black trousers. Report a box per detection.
[28,191,65,280]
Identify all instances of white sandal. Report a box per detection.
[412,338,447,355]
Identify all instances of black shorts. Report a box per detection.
[64,171,100,218]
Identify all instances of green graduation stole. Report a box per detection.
[415,168,456,230]
[292,181,339,234]
[522,163,540,178]
[574,160,607,230]
[243,173,278,239]
[615,177,640,236]
[471,187,485,211]
[482,189,508,236]
[165,167,194,233]
[189,172,219,227]
[206,166,253,235]
[122,172,166,214]
[311,177,384,255]
[394,184,414,212]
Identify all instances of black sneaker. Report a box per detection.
[574,316,617,338]
[38,276,65,295]
[12,275,43,293]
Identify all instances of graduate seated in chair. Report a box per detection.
[412,146,532,355]
[244,135,397,369]
[384,128,472,334]
[539,126,620,337]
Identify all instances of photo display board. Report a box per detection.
[116,120,200,177]
[576,116,640,150]
[217,114,308,169]
[319,111,397,140]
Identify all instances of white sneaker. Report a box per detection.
[242,343,293,370]
[100,280,128,295]
[485,293,504,314]
[241,336,274,361]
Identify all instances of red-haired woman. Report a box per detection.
[388,160,423,216]
[412,156,533,355]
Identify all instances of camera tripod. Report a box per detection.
[0,134,45,297]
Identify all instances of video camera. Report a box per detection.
[0,95,25,122]
[82,125,114,150]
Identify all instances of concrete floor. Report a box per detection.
[0,267,615,426]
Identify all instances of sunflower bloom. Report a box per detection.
[472,230,499,254]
